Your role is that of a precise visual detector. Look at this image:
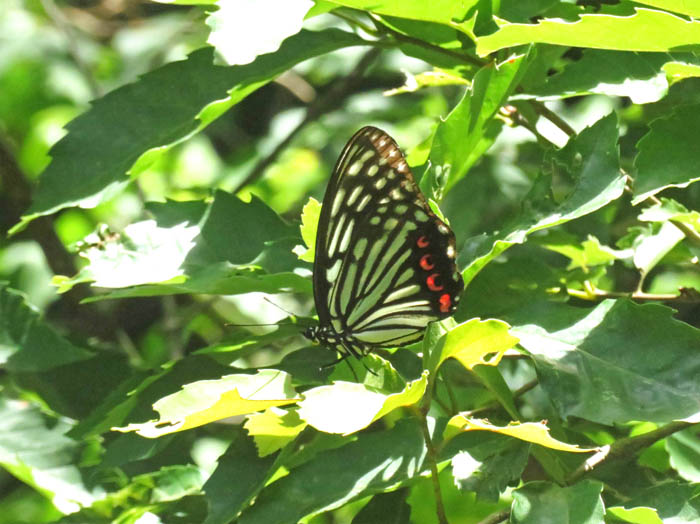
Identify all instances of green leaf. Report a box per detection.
[512,299,700,424]
[535,232,629,271]
[477,8,700,57]
[451,440,529,501]
[635,0,700,18]
[352,489,411,524]
[0,285,93,372]
[630,221,685,277]
[113,370,299,437]
[203,429,278,524]
[460,112,625,288]
[0,398,98,514]
[297,373,427,435]
[526,50,669,104]
[667,426,700,482]
[206,0,313,65]
[201,191,296,265]
[622,482,700,522]
[61,194,311,298]
[511,480,604,524]
[421,52,530,198]
[633,103,700,203]
[11,29,365,234]
[237,417,433,524]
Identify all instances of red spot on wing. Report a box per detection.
[417,236,429,248]
[439,293,452,313]
[419,254,434,270]
[426,273,444,291]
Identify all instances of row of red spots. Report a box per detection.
[415,235,453,313]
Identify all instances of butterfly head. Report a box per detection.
[303,325,320,344]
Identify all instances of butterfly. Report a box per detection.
[304,126,464,359]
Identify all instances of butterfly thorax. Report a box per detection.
[303,325,371,358]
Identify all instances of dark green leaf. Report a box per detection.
[459,112,625,287]
[352,488,411,524]
[511,480,604,524]
[512,299,700,424]
[0,285,93,372]
[633,103,700,203]
[237,417,433,524]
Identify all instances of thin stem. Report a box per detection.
[565,420,696,485]
[467,379,538,418]
[40,0,102,99]
[565,285,700,303]
[416,411,449,524]
[370,14,485,68]
[231,47,381,194]
[528,100,576,137]
[476,510,510,524]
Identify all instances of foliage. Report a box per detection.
[1,0,700,523]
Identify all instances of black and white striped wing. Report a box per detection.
[313,127,463,352]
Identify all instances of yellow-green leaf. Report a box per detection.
[476,8,700,57]
[444,416,597,453]
[293,197,321,262]
[244,407,307,457]
[298,372,428,434]
[607,506,663,524]
[112,370,299,438]
[434,318,519,372]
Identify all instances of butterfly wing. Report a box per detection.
[313,126,463,351]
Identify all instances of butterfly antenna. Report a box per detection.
[263,297,299,318]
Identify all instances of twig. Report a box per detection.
[528,101,576,137]
[415,411,449,524]
[40,0,102,99]
[466,379,538,418]
[370,14,485,68]
[477,510,510,524]
[565,286,700,303]
[231,47,381,194]
[565,420,696,485]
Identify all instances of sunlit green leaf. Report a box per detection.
[444,416,595,452]
[428,317,518,373]
[207,0,313,65]
[113,370,299,437]
[477,8,700,56]
[663,61,700,84]
[606,506,663,524]
[297,373,427,434]
[244,407,307,457]
[293,197,321,262]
